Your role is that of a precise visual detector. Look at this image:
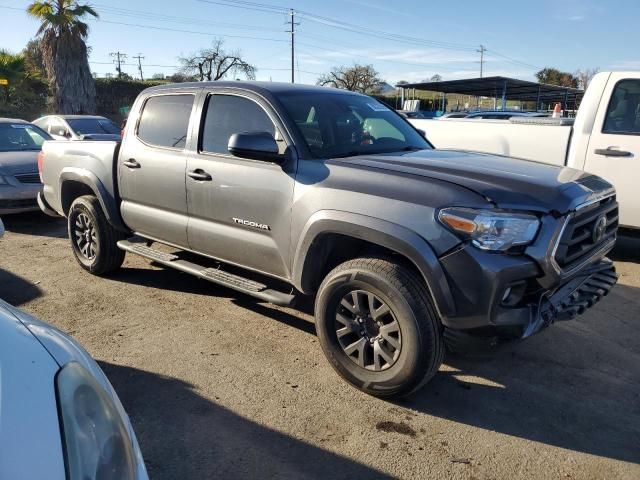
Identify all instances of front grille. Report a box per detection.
[0,198,38,209]
[554,195,618,270]
[14,173,42,184]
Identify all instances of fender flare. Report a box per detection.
[291,210,456,318]
[59,168,127,231]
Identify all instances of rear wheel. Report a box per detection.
[68,195,125,275]
[315,257,444,398]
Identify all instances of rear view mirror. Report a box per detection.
[228,131,282,163]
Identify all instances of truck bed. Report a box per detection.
[410,117,574,166]
[40,140,121,217]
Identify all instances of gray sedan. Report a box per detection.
[0,297,148,479]
[0,118,50,214]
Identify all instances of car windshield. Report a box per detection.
[0,123,51,152]
[67,118,120,135]
[276,92,431,158]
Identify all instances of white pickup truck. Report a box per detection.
[410,72,640,230]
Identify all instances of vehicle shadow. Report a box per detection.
[611,233,640,263]
[100,361,391,480]
[1,211,67,238]
[0,268,43,306]
[397,282,640,465]
[108,266,237,300]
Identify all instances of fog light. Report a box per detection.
[502,287,512,302]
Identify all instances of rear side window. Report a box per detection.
[201,95,275,154]
[603,79,640,135]
[137,94,194,148]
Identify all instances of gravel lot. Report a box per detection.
[1,212,639,480]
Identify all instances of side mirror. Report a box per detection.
[228,131,282,163]
[417,129,426,137]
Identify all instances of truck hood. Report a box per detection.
[330,149,611,213]
[0,150,39,175]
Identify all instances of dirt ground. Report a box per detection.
[1,212,639,480]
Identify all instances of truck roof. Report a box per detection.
[144,81,366,97]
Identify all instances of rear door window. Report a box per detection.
[137,94,194,149]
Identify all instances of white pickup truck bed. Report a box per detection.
[412,117,575,166]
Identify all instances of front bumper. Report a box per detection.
[438,242,617,350]
[0,184,41,214]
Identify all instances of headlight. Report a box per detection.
[438,207,540,251]
[56,362,137,480]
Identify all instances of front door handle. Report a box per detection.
[122,159,141,168]
[187,169,212,181]
[594,147,632,157]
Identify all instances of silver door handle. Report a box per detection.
[594,147,632,157]
[187,169,212,181]
[123,159,141,168]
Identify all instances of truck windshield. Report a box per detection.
[67,118,120,135]
[276,92,431,158]
[0,123,51,152]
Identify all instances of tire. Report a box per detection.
[315,257,444,398]
[68,195,126,275]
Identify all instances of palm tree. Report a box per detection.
[27,1,98,114]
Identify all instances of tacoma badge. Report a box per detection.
[232,218,271,231]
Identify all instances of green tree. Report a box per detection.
[0,50,26,102]
[0,49,47,118]
[27,0,99,113]
[535,67,579,88]
[23,38,47,79]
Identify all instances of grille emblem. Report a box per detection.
[592,215,607,243]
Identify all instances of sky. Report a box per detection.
[2,0,640,85]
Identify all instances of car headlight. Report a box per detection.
[438,207,540,251]
[56,362,137,480]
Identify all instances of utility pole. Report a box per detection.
[133,53,145,81]
[110,51,127,79]
[476,45,487,78]
[286,9,299,83]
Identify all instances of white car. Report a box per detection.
[33,115,121,141]
[0,297,148,479]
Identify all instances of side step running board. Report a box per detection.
[117,239,296,307]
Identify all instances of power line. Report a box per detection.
[92,3,283,32]
[97,19,290,44]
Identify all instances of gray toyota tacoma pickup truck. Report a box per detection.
[38,82,619,397]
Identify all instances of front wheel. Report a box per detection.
[68,195,126,275]
[315,257,444,398]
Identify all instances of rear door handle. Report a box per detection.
[594,147,632,157]
[122,159,141,168]
[187,169,212,181]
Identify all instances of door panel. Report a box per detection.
[119,93,196,246]
[584,74,640,228]
[186,93,295,278]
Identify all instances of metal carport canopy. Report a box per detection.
[397,76,584,104]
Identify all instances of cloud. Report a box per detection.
[342,0,413,18]
[609,60,640,70]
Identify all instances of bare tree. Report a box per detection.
[318,64,383,93]
[430,74,442,82]
[180,40,256,82]
[575,68,600,90]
